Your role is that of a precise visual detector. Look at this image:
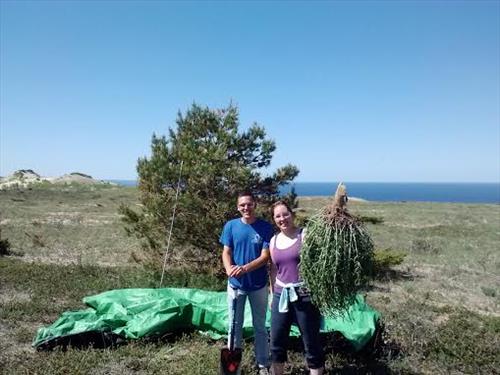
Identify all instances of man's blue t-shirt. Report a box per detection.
[220,218,274,291]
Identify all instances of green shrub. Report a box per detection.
[373,248,407,273]
[121,103,299,272]
[0,238,12,256]
[481,286,497,298]
[358,215,384,224]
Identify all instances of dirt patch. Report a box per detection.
[94,361,139,375]
[433,313,450,325]
[20,251,133,268]
[0,321,36,358]
[41,212,118,226]
[0,287,32,304]
[386,223,447,229]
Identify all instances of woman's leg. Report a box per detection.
[293,296,324,371]
[270,293,293,371]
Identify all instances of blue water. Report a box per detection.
[281,182,500,204]
[108,180,500,204]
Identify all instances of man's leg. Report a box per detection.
[248,286,270,368]
[227,284,247,350]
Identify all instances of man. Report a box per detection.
[220,191,273,374]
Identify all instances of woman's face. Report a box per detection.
[273,204,294,232]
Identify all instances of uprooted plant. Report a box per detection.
[300,183,374,316]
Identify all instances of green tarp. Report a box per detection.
[33,288,380,351]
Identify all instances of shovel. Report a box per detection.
[220,288,242,375]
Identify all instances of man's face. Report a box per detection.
[237,195,256,220]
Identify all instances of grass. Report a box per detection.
[1,186,499,374]
[0,185,141,266]
[424,309,499,373]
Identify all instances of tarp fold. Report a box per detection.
[33,288,380,351]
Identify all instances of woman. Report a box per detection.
[269,201,324,375]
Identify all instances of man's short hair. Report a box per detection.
[237,190,255,201]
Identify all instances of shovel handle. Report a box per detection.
[229,287,238,351]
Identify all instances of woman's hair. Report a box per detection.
[270,200,293,216]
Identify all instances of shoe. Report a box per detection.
[271,362,284,375]
[258,365,270,375]
[309,367,324,375]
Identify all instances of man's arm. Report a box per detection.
[223,246,270,278]
[241,248,270,274]
[222,245,241,277]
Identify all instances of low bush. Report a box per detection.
[0,238,12,256]
[373,248,407,274]
[358,215,385,224]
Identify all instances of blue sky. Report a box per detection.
[1,0,499,182]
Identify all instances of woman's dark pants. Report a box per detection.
[270,292,324,369]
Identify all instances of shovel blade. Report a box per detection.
[219,347,242,375]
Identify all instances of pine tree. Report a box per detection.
[120,103,298,272]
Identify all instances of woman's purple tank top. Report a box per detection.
[270,231,302,294]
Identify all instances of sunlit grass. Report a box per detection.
[0,187,499,374]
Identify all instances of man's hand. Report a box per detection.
[228,264,248,278]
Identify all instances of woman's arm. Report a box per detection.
[268,234,277,294]
[269,260,277,294]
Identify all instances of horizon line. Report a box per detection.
[105,179,500,184]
